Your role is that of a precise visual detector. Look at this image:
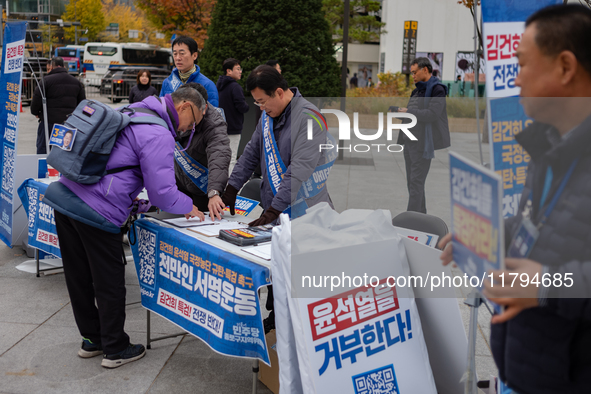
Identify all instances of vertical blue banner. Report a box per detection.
[488,97,532,217]
[0,22,27,247]
[481,1,561,217]
[17,179,61,258]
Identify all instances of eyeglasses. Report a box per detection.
[254,96,273,108]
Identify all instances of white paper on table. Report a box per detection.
[241,243,271,260]
[192,221,249,237]
[161,215,227,228]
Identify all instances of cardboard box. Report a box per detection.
[259,329,279,394]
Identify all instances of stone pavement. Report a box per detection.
[0,96,497,393]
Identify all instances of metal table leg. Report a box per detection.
[145,309,186,350]
[252,359,259,394]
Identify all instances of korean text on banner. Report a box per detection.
[17,179,61,258]
[482,0,561,218]
[449,152,504,288]
[0,22,27,246]
[130,219,271,364]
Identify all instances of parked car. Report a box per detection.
[100,66,170,103]
[21,57,49,106]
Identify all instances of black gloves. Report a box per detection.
[248,206,281,227]
[222,184,239,215]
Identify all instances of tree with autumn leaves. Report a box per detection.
[62,0,168,46]
[62,0,105,42]
[135,0,214,49]
[199,0,341,97]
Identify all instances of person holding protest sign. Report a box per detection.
[440,5,591,393]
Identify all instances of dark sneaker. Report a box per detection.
[101,344,146,369]
[78,337,103,358]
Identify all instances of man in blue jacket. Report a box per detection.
[441,5,591,393]
[160,36,219,107]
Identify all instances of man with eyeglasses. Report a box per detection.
[160,36,219,107]
[173,83,232,221]
[392,57,450,213]
[221,65,335,332]
[42,86,206,369]
[217,58,250,168]
[222,64,334,227]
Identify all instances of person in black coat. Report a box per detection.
[31,57,85,154]
[216,58,249,168]
[394,57,450,213]
[216,58,249,135]
[128,69,157,104]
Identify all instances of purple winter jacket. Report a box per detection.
[56,95,193,227]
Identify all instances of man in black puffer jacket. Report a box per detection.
[441,5,591,393]
[31,57,85,154]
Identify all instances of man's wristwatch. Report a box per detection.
[208,190,220,198]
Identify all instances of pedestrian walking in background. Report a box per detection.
[394,57,450,213]
[349,72,358,88]
[31,57,85,154]
[217,58,249,169]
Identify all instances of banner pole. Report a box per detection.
[43,97,50,154]
[465,290,482,394]
[473,2,484,166]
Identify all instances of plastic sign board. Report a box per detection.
[449,152,504,290]
[0,21,27,246]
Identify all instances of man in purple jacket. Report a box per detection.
[43,89,204,369]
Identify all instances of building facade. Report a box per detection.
[379,0,477,81]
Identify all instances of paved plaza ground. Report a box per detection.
[0,95,496,393]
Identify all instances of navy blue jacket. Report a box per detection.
[216,76,249,135]
[396,84,450,151]
[493,117,591,394]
